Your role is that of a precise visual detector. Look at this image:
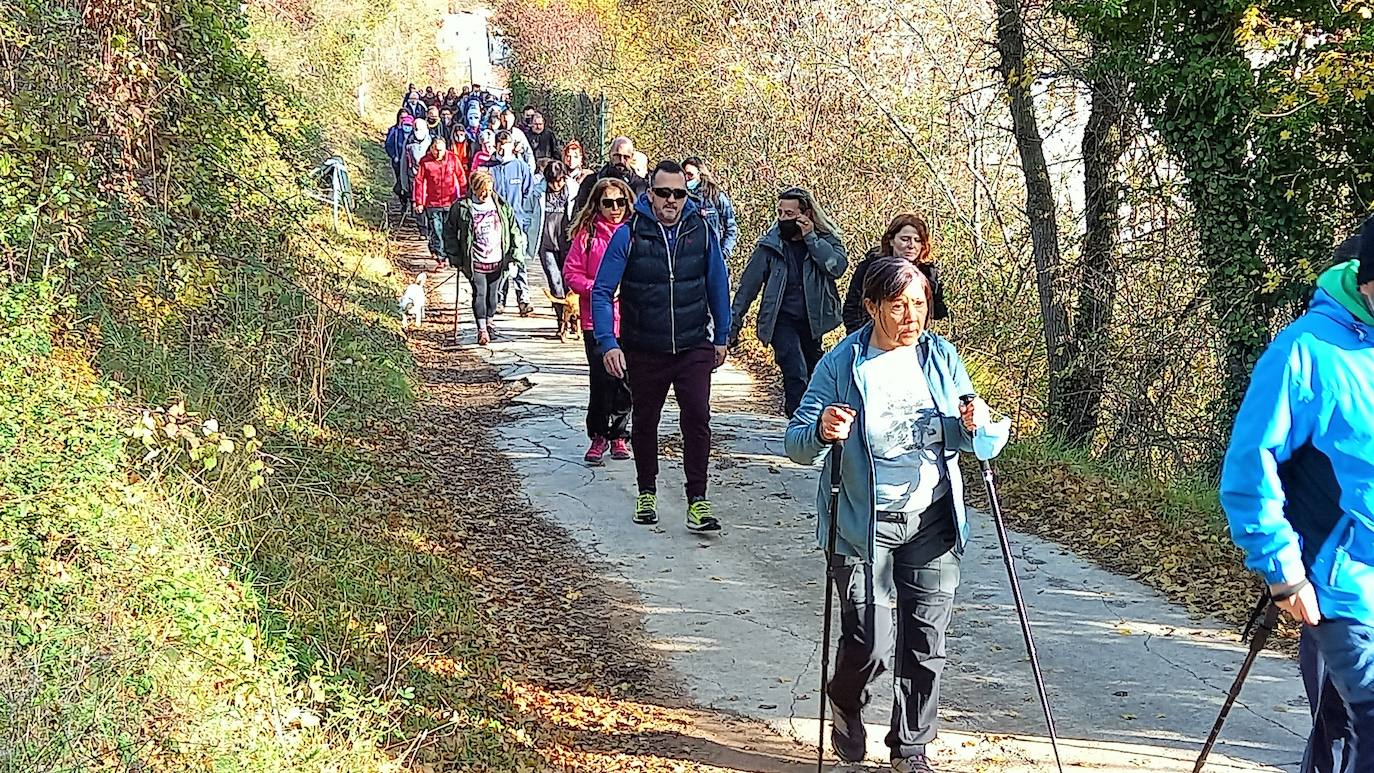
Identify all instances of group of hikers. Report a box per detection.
[382,82,1374,773]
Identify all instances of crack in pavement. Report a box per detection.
[509,435,591,474]
[788,638,823,739]
[1140,632,1305,741]
[1096,582,1304,741]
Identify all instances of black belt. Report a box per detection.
[876,512,907,524]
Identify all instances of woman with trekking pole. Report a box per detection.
[784,257,998,773]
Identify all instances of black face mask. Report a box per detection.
[778,218,802,240]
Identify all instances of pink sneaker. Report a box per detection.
[584,437,609,466]
[610,438,631,460]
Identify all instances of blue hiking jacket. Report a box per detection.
[695,189,740,257]
[384,126,408,168]
[1220,273,1374,625]
[784,325,979,561]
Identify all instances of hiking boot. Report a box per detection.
[892,755,936,773]
[584,437,609,466]
[519,302,533,317]
[685,497,721,532]
[828,699,866,763]
[634,492,658,525]
[610,439,631,460]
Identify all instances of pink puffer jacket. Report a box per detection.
[562,216,624,333]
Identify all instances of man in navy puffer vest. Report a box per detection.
[591,159,732,533]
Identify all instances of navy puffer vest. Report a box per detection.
[619,211,713,354]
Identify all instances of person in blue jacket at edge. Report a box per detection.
[1220,214,1374,773]
[784,256,1006,773]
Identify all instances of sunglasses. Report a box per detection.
[600,197,628,208]
[651,187,689,201]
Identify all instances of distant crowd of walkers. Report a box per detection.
[380,76,1374,773]
[381,79,971,773]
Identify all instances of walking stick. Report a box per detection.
[817,436,845,773]
[1191,593,1279,773]
[964,398,1065,773]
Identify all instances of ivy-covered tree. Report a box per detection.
[1061,0,1374,422]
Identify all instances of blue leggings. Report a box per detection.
[1306,619,1374,772]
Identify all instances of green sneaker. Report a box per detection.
[685,497,721,532]
[633,492,658,525]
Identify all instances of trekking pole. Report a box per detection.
[817,433,845,773]
[1192,592,1279,773]
[963,396,1065,773]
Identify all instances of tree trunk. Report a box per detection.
[993,0,1072,438]
[1060,61,1125,447]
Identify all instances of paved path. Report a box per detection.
[429,259,1311,772]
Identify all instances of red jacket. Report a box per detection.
[412,151,467,210]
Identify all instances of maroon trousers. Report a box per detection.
[624,344,715,499]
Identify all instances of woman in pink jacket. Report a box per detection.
[562,177,634,466]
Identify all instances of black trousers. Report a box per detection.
[828,496,961,759]
[771,315,824,418]
[623,344,715,499]
[583,331,631,441]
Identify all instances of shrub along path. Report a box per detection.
[398,220,1306,772]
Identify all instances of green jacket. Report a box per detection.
[443,195,521,278]
[730,227,847,344]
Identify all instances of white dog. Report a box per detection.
[398,272,427,329]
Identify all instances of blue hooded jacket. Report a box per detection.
[384,125,409,168]
[1220,271,1374,625]
[784,325,979,561]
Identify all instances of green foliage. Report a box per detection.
[0,0,536,767]
[1060,0,1374,418]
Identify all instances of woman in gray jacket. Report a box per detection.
[729,187,847,417]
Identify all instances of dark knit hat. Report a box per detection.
[1361,216,1374,285]
[1334,215,1374,284]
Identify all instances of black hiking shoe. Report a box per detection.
[829,699,866,763]
[633,492,658,525]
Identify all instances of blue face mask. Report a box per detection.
[686,179,700,191]
[973,416,1012,462]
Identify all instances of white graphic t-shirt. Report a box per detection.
[856,343,949,513]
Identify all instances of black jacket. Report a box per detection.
[841,248,948,335]
[527,129,560,161]
[573,163,649,215]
